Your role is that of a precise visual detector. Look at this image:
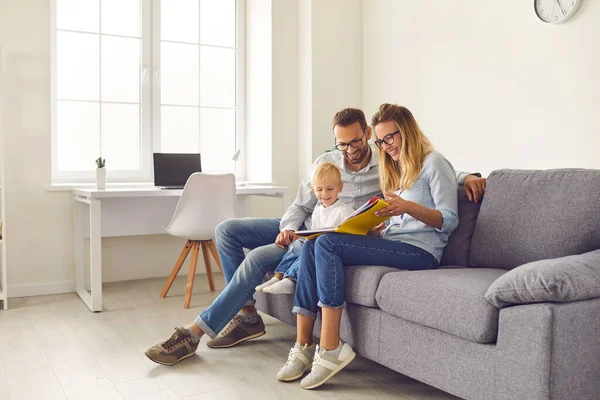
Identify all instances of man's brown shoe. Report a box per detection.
[206,314,266,349]
[145,327,199,366]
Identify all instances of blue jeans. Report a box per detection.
[293,233,438,319]
[274,240,303,281]
[194,218,287,338]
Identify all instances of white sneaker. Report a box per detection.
[277,342,315,382]
[262,278,296,294]
[300,342,356,389]
[255,277,281,292]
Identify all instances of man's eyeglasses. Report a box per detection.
[334,132,366,151]
[374,130,400,149]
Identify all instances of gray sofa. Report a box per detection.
[256,169,600,400]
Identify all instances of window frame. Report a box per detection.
[50,0,245,183]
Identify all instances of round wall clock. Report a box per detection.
[535,0,582,24]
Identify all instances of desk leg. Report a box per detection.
[73,198,84,294]
[89,199,102,312]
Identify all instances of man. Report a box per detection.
[145,108,486,365]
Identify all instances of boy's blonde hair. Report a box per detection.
[312,161,343,185]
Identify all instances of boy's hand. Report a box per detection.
[276,230,297,248]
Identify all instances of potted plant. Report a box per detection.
[95,157,106,190]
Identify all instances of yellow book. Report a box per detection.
[295,197,391,240]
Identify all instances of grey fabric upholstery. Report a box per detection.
[471,169,600,270]
[485,249,600,308]
[495,298,600,400]
[344,265,398,307]
[375,268,505,343]
[440,187,482,267]
[379,311,496,400]
[254,168,600,399]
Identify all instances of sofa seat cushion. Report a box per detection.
[345,265,399,307]
[375,267,506,343]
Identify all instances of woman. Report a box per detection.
[277,103,459,389]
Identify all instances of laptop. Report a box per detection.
[153,153,202,189]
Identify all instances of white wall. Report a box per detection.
[297,0,363,179]
[0,0,289,298]
[363,0,600,176]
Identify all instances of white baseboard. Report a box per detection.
[8,281,75,298]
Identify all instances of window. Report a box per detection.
[51,0,244,183]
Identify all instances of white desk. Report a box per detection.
[73,185,290,312]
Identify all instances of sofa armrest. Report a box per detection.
[485,249,600,308]
[495,298,600,400]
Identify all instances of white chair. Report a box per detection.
[160,172,237,308]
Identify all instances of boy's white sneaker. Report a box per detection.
[262,278,296,294]
[255,276,281,292]
[277,342,315,381]
[300,342,356,389]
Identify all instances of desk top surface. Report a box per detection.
[74,184,290,199]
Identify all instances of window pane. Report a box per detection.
[161,0,199,44]
[57,0,99,33]
[101,0,141,37]
[161,106,199,153]
[101,103,140,170]
[200,108,235,172]
[101,36,141,103]
[161,42,199,106]
[200,0,235,47]
[57,31,100,101]
[57,101,100,171]
[200,46,235,108]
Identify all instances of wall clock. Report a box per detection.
[535,0,582,23]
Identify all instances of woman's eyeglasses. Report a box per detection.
[334,132,366,151]
[374,130,400,149]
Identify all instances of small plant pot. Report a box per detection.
[96,167,106,190]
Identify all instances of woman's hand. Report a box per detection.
[275,230,297,248]
[464,175,486,203]
[367,222,386,237]
[374,192,412,217]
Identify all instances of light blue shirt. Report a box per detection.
[381,151,459,263]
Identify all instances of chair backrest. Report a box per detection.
[165,172,237,240]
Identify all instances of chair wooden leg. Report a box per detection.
[201,241,216,292]
[184,242,200,309]
[206,240,222,272]
[160,240,193,298]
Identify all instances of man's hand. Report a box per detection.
[275,230,297,248]
[367,222,386,237]
[464,175,487,203]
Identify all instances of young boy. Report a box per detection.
[255,161,354,294]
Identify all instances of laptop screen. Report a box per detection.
[153,153,202,187]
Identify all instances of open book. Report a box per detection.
[295,196,391,239]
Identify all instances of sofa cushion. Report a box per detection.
[485,249,600,308]
[345,265,398,307]
[375,267,506,343]
[440,187,482,267]
[471,169,600,270]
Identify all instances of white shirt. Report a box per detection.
[311,200,355,229]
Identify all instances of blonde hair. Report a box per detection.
[312,161,342,185]
[371,104,434,193]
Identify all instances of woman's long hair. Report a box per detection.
[371,104,434,193]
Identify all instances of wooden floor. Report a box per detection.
[0,276,460,400]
